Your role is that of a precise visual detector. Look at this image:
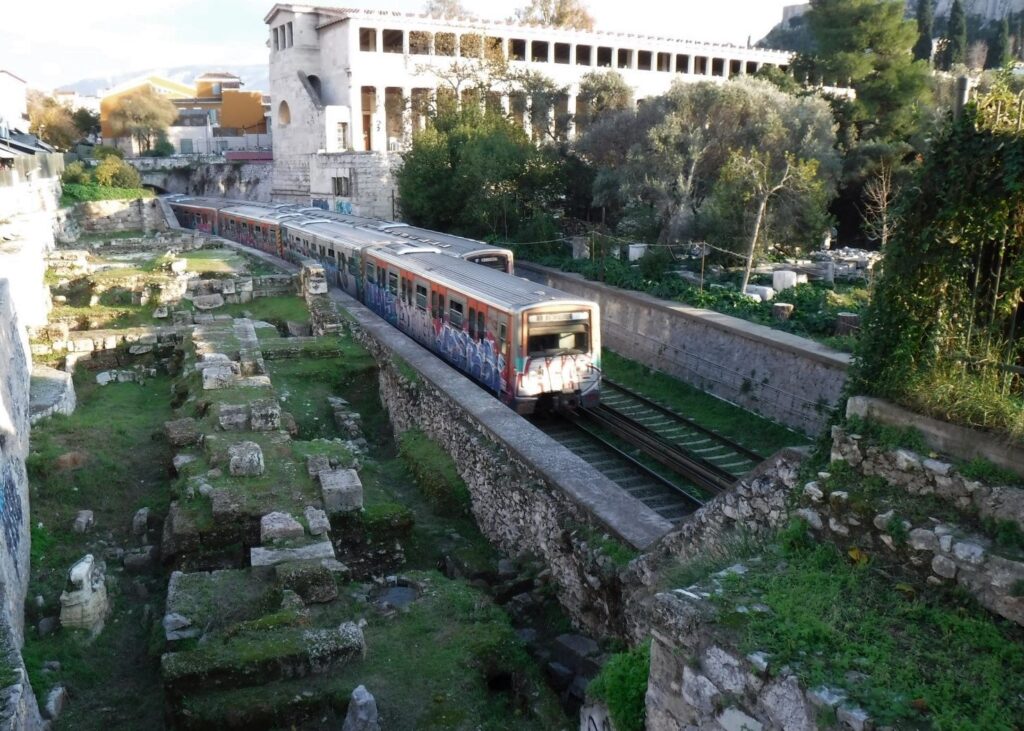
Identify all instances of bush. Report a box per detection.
[93,156,142,188]
[92,144,124,160]
[586,641,650,731]
[61,160,91,185]
[61,183,154,204]
[151,137,175,158]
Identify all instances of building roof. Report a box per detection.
[101,75,195,100]
[263,4,791,56]
[196,71,241,80]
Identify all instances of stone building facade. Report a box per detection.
[262,4,795,216]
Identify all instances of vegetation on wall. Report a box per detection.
[852,79,1024,439]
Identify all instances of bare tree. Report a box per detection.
[424,0,471,18]
[861,163,900,249]
[514,0,595,30]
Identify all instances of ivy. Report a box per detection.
[852,83,1024,439]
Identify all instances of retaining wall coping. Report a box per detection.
[329,288,675,551]
[846,396,1024,479]
[516,262,851,370]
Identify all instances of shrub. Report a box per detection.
[587,641,650,731]
[61,183,154,204]
[92,144,124,160]
[93,156,142,188]
[151,136,175,158]
[61,160,91,185]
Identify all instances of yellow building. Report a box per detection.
[100,72,269,155]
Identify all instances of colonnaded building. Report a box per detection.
[263,3,794,218]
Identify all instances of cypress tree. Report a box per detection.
[913,0,934,63]
[986,17,1011,69]
[942,0,967,69]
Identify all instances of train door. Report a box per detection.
[488,308,512,398]
[411,277,431,345]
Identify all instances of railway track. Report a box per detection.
[584,378,766,495]
[532,415,703,524]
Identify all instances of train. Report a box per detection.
[165,195,601,413]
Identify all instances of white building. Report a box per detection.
[0,70,28,138]
[264,4,794,217]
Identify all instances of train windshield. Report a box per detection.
[526,311,590,357]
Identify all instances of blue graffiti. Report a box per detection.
[0,462,23,578]
[364,282,398,325]
[434,322,506,394]
[335,200,353,214]
[311,199,329,211]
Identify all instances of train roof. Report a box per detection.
[283,217,396,248]
[163,195,512,258]
[368,246,594,313]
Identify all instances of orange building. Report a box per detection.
[100,72,269,155]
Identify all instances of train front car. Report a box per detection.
[167,197,224,235]
[515,299,601,413]
[360,246,599,415]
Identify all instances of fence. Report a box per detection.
[0,152,64,188]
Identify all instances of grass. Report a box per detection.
[23,369,175,729]
[570,522,638,569]
[601,348,809,454]
[843,415,930,454]
[398,429,471,513]
[713,530,1024,730]
[75,229,147,243]
[218,296,310,326]
[586,641,650,731]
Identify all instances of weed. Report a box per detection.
[959,458,1023,486]
[586,641,650,731]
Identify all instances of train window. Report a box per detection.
[255,226,262,234]
[499,322,508,347]
[449,300,464,328]
[387,271,398,296]
[477,311,485,338]
[438,295,445,315]
[527,326,589,357]
[349,256,359,275]
[468,308,477,338]
[415,284,427,311]
[377,265,386,286]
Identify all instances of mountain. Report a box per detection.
[58,64,270,96]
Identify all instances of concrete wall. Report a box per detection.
[308,152,396,218]
[517,262,850,436]
[140,162,273,202]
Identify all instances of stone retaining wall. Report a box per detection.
[336,292,673,636]
[517,262,850,436]
[70,198,167,235]
[140,162,273,202]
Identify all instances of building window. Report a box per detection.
[676,54,690,73]
[730,59,742,76]
[409,30,431,54]
[278,100,291,126]
[509,38,526,61]
[530,40,549,63]
[286,22,293,47]
[273,28,279,51]
[360,27,377,52]
[382,29,403,53]
[554,42,570,64]
[695,56,709,74]
[637,50,652,71]
[657,52,671,72]
[712,58,725,76]
[597,46,612,67]
[435,32,455,56]
[460,33,482,57]
[617,48,632,69]
[336,121,348,149]
[576,45,592,65]
[746,61,758,74]
[332,175,351,197]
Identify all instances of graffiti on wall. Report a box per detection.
[311,199,329,211]
[335,200,353,215]
[0,462,23,578]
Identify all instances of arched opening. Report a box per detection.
[307,74,322,103]
[278,100,291,126]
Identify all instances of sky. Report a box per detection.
[2,0,795,91]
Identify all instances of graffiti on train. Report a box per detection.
[434,322,507,393]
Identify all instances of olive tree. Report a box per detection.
[108,87,179,154]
